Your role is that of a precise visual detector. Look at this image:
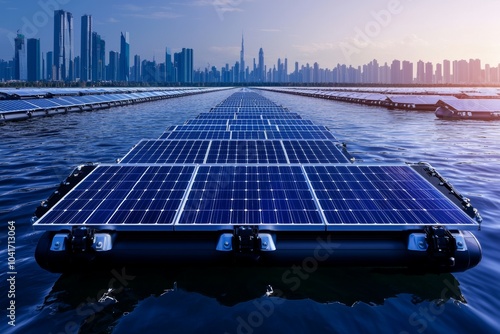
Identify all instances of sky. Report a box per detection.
[1,0,500,69]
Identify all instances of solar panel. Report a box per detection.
[176,165,324,231]
[173,125,228,132]
[266,130,336,140]
[283,140,350,163]
[25,99,62,108]
[34,165,195,231]
[229,125,277,131]
[304,165,478,231]
[197,113,235,119]
[206,140,287,164]
[277,125,330,132]
[120,140,210,164]
[161,131,231,140]
[229,119,270,125]
[261,113,302,119]
[269,119,314,125]
[0,100,38,112]
[185,119,228,125]
[231,131,266,140]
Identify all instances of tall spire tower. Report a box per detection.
[240,33,245,82]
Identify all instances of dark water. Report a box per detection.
[1,88,499,334]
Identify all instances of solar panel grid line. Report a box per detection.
[203,141,213,164]
[170,165,201,228]
[280,140,291,164]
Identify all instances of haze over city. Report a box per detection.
[1,0,499,70]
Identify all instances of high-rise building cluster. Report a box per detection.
[0,9,194,84]
[0,10,499,85]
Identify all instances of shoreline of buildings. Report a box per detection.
[2,10,500,86]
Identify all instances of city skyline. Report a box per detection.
[1,0,500,70]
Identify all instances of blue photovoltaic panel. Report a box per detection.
[51,98,77,106]
[120,140,210,164]
[177,165,323,230]
[173,125,227,132]
[206,140,287,164]
[229,119,270,125]
[277,125,330,132]
[231,131,266,140]
[283,140,350,163]
[235,115,264,120]
[162,131,231,140]
[0,100,38,112]
[34,165,195,230]
[304,165,478,231]
[269,119,314,125]
[266,130,336,140]
[197,113,235,119]
[185,119,228,125]
[230,125,277,131]
[25,99,62,108]
[261,113,302,119]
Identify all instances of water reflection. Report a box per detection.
[40,266,465,332]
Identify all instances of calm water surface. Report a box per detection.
[1,88,499,334]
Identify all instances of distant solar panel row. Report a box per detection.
[120,140,350,164]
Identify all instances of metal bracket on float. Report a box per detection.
[49,227,113,252]
[408,226,463,267]
[216,226,276,252]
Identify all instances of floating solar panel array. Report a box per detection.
[0,87,227,122]
[34,89,479,232]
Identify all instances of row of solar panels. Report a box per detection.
[119,139,349,164]
[0,87,209,99]
[34,163,475,231]
[0,88,220,113]
[261,87,500,114]
[33,90,478,232]
[265,86,500,98]
[258,87,466,111]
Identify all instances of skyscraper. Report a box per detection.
[14,33,27,81]
[239,34,245,82]
[165,47,173,82]
[54,10,74,81]
[258,48,264,83]
[81,15,92,81]
[390,59,401,84]
[174,48,193,83]
[425,62,433,84]
[402,60,413,84]
[133,55,141,82]
[91,32,105,81]
[119,32,130,81]
[108,51,119,81]
[27,38,41,82]
[443,60,451,84]
[46,51,53,80]
[416,60,425,84]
